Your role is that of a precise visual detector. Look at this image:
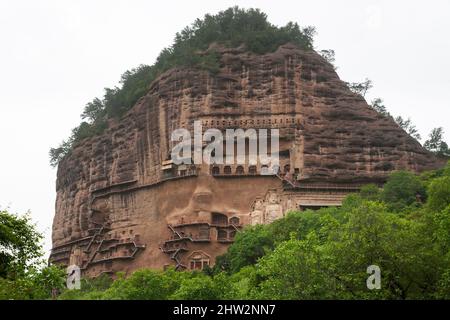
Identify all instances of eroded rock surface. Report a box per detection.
[51,44,443,276]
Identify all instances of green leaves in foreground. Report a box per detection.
[3,164,450,300]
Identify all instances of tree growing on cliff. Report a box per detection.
[346,78,373,97]
[81,98,105,124]
[0,209,43,278]
[49,139,72,168]
[319,49,336,68]
[395,116,421,141]
[424,127,450,157]
[370,98,391,117]
[368,98,422,142]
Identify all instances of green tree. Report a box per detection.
[381,171,425,212]
[81,98,105,123]
[225,266,257,299]
[327,201,441,299]
[437,268,450,299]
[359,184,382,201]
[395,116,421,141]
[427,176,450,212]
[0,265,66,300]
[0,209,43,278]
[253,233,337,299]
[29,265,66,299]
[49,139,72,168]
[170,273,224,300]
[220,225,274,274]
[370,98,391,117]
[424,127,450,157]
[0,209,67,300]
[215,210,327,274]
[346,78,372,97]
[319,49,336,67]
[58,272,113,300]
[101,269,191,300]
[421,203,450,299]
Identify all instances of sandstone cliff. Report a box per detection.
[51,44,442,275]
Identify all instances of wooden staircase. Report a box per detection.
[82,221,111,269]
[275,172,297,188]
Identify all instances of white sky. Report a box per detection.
[0,0,449,257]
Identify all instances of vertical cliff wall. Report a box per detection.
[51,44,443,276]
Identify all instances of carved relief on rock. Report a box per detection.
[250,198,264,226]
[264,190,284,224]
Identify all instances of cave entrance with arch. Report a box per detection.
[211,212,228,226]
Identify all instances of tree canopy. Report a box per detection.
[3,163,450,300]
[424,127,450,157]
[0,210,43,278]
[0,209,66,300]
[346,78,373,97]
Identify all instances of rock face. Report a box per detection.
[50,44,443,276]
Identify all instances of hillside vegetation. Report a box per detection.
[49,7,315,167]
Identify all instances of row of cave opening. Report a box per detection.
[173,214,240,241]
[174,227,237,242]
[212,213,240,226]
[211,164,292,175]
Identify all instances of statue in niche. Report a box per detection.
[70,247,84,267]
[250,198,264,225]
[264,191,283,224]
[285,198,296,214]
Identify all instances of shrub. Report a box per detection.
[381,171,425,212]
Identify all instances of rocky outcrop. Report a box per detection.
[51,44,443,276]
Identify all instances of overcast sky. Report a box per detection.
[1,0,449,256]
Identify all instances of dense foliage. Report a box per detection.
[49,7,315,167]
[13,162,444,300]
[0,209,65,299]
[3,166,448,300]
[0,210,42,277]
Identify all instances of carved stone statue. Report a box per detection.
[250,198,264,225]
[264,191,283,223]
[285,198,296,214]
